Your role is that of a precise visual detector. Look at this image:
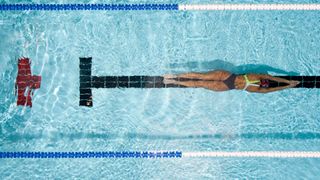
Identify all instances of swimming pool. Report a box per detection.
[1,1,320,179]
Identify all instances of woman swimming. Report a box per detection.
[163,70,300,93]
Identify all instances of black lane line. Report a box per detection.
[79,57,320,107]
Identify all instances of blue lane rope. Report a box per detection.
[1,4,320,11]
[0,151,182,158]
[0,4,179,11]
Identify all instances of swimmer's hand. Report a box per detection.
[289,80,300,87]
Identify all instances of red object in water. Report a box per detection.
[15,57,41,107]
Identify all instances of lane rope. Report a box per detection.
[179,4,320,10]
[1,151,320,158]
[183,151,320,158]
[0,4,178,11]
[0,151,182,158]
[0,4,320,11]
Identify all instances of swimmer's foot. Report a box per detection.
[163,79,177,85]
[163,74,177,80]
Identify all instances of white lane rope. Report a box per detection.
[179,4,320,11]
[183,151,320,158]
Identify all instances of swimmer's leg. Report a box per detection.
[163,79,229,91]
[163,70,231,81]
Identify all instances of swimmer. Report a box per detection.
[163,70,300,93]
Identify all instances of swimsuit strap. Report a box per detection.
[243,74,260,90]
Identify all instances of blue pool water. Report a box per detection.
[1,1,320,179]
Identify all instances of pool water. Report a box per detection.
[0,1,320,179]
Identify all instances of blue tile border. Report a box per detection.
[0,151,182,158]
[0,4,179,11]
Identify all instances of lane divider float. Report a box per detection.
[1,151,320,158]
[0,4,320,11]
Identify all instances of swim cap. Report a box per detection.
[260,79,269,88]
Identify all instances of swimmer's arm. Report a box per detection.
[259,74,291,84]
[258,83,298,93]
[246,83,296,93]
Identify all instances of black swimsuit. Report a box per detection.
[223,74,237,89]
